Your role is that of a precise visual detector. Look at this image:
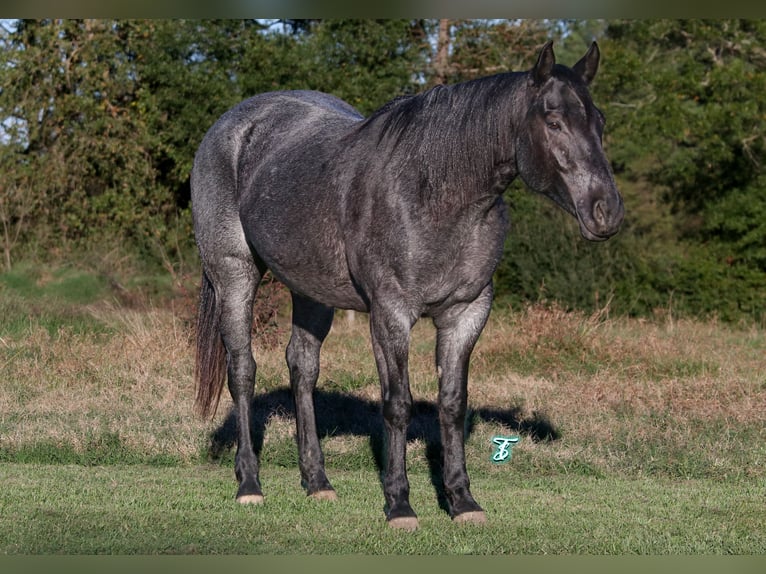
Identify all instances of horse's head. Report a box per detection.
[517,41,624,241]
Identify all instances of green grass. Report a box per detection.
[0,264,112,338]
[1,463,763,554]
[0,263,109,304]
[0,431,183,467]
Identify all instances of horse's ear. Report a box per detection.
[573,41,600,85]
[531,40,555,86]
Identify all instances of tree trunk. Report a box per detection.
[434,19,451,85]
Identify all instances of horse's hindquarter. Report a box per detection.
[235,93,368,310]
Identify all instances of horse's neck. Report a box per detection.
[415,75,523,208]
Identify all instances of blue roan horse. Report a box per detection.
[191,41,624,530]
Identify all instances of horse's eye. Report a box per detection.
[547,121,562,131]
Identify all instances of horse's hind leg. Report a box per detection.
[286,293,336,499]
[432,284,494,525]
[214,256,264,503]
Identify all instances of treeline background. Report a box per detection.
[1,19,764,323]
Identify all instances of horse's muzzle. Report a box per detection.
[577,192,624,242]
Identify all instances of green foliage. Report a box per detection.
[0,19,427,269]
[130,21,266,196]
[600,20,766,213]
[297,20,429,113]
[594,20,766,321]
[0,20,172,264]
[1,19,764,323]
[442,19,551,84]
[636,248,760,323]
[497,184,619,312]
[703,177,766,269]
[497,180,766,322]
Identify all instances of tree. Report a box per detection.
[592,19,766,320]
[126,20,263,211]
[3,18,758,321]
[438,20,552,85]
[598,20,766,251]
[298,20,430,114]
[0,20,262,264]
[0,21,163,255]
[0,19,431,266]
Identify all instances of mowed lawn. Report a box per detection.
[1,269,764,554]
[1,463,764,554]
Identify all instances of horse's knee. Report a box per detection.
[439,392,467,425]
[383,395,412,429]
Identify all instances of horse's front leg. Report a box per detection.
[369,302,418,530]
[433,284,494,524]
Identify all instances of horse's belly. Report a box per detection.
[242,211,367,312]
[272,259,367,312]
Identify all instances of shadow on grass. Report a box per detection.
[207,388,560,515]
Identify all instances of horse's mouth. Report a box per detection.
[547,183,624,242]
[577,221,611,242]
[576,210,622,242]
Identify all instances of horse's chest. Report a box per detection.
[426,200,508,304]
[346,195,509,312]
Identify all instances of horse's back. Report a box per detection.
[193,90,362,195]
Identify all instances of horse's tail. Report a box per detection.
[194,270,227,418]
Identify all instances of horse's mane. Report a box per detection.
[350,73,525,211]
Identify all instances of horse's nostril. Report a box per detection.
[593,200,607,227]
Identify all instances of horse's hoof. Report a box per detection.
[388,516,419,531]
[453,510,487,525]
[310,490,338,501]
[236,494,265,505]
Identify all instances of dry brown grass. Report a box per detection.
[482,305,763,415]
[465,304,765,478]
[1,300,764,479]
[1,303,202,459]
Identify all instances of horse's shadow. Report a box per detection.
[207,386,559,514]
